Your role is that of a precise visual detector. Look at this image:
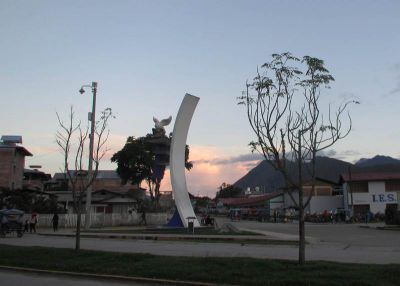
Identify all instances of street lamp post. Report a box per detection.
[79,81,97,229]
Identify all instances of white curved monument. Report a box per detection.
[170,94,200,227]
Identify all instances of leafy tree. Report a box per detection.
[216,183,242,199]
[111,136,155,198]
[0,188,61,213]
[111,135,193,207]
[238,52,358,264]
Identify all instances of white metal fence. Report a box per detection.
[26,212,172,228]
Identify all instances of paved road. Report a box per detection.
[0,269,159,286]
[1,224,400,264]
[221,218,400,247]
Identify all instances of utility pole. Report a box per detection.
[79,81,97,229]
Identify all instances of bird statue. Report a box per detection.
[153,116,172,131]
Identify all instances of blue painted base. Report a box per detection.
[165,209,184,227]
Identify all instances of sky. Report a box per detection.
[1,1,400,197]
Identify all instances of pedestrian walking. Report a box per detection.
[51,213,59,232]
[29,213,38,233]
[24,219,29,232]
[140,209,147,226]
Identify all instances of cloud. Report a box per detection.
[28,146,59,157]
[159,145,263,198]
[318,149,361,161]
[100,134,128,161]
[194,152,264,165]
[388,63,400,95]
[389,86,400,95]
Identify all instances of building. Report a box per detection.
[341,172,400,215]
[217,192,284,215]
[48,170,145,214]
[0,135,32,190]
[51,170,136,193]
[23,168,51,191]
[283,179,344,214]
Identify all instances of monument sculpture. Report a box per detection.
[147,116,172,204]
[169,94,200,227]
[153,116,172,133]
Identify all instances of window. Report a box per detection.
[354,204,370,215]
[385,180,400,192]
[349,182,368,193]
[316,187,331,196]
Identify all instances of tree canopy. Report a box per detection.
[111,135,193,204]
[215,183,242,199]
[238,52,357,265]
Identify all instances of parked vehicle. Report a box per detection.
[0,209,25,238]
[200,214,215,226]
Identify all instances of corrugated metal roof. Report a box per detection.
[341,172,400,182]
[53,170,120,180]
[218,192,282,206]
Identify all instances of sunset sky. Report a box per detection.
[1,1,399,197]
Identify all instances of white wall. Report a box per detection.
[284,192,344,214]
[308,196,343,214]
[346,181,398,213]
[269,196,285,214]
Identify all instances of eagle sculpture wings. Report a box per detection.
[153,116,172,130]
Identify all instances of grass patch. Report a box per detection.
[82,227,297,245]
[0,244,399,285]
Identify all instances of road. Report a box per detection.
[0,269,160,286]
[222,218,400,247]
[1,221,400,264]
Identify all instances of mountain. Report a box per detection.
[351,155,400,173]
[355,155,400,167]
[233,156,352,192]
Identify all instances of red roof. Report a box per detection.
[218,192,282,207]
[341,172,400,182]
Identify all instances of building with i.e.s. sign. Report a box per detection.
[341,172,400,215]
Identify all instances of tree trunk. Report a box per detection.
[154,180,161,208]
[75,210,81,252]
[298,204,306,265]
[298,130,305,265]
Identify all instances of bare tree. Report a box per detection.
[239,53,358,265]
[56,106,113,251]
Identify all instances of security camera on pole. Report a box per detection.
[79,81,97,229]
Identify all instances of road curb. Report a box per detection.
[38,232,297,244]
[0,265,222,286]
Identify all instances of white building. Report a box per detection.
[341,172,400,215]
[283,179,344,214]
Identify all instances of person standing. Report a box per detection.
[29,213,38,233]
[51,213,59,232]
[140,209,147,226]
[24,219,29,232]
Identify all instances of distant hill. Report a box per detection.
[352,155,400,173]
[355,155,400,167]
[233,156,352,192]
